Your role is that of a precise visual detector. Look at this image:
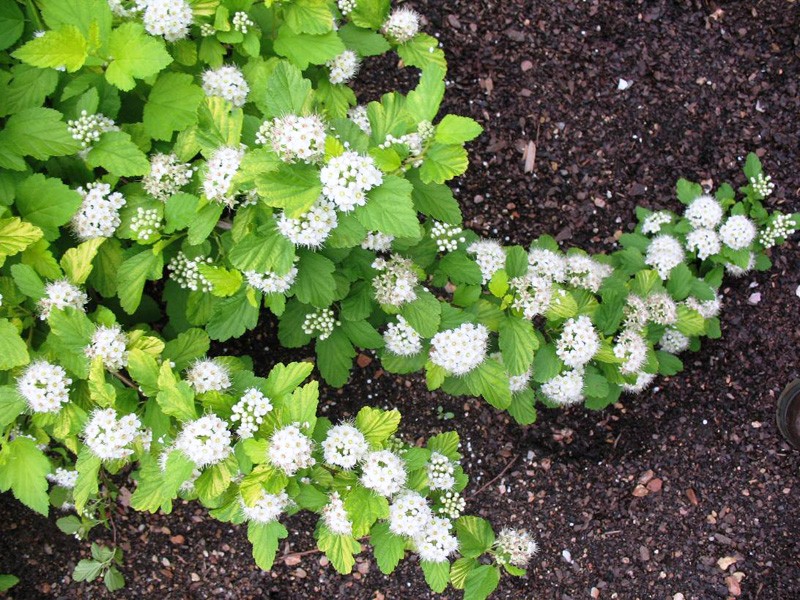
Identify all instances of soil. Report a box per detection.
[3,1,800,599]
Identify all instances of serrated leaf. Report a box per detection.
[370,522,405,574]
[0,107,79,161]
[143,72,204,141]
[273,29,345,70]
[206,290,260,342]
[0,386,26,428]
[400,290,441,337]
[316,328,355,387]
[406,66,446,122]
[105,22,172,91]
[13,25,88,72]
[228,221,296,274]
[163,329,210,371]
[419,144,469,184]
[72,560,103,583]
[676,178,703,205]
[498,316,537,376]
[408,169,462,224]
[455,516,495,558]
[0,1,24,51]
[464,564,500,600]
[354,176,419,238]
[284,0,333,34]
[422,560,451,593]
[317,528,361,574]
[72,447,101,513]
[0,437,51,516]
[355,406,401,446]
[338,23,391,56]
[0,320,28,371]
[293,251,336,308]
[344,485,389,536]
[13,174,81,232]
[396,33,447,71]
[264,61,313,118]
[248,521,289,571]
[86,130,150,176]
[117,249,163,314]
[464,360,512,410]
[435,115,483,144]
[255,163,322,217]
[61,238,105,285]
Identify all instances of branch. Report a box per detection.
[467,455,519,499]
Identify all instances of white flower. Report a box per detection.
[646,293,678,325]
[142,0,193,42]
[337,0,356,16]
[348,105,371,135]
[258,115,327,164]
[327,50,360,84]
[168,252,213,292]
[302,308,339,341]
[320,151,383,212]
[565,255,612,292]
[361,450,407,497]
[641,211,672,235]
[750,173,775,197]
[719,215,757,250]
[645,235,685,279]
[38,280,88,320]
[245,266,298,295]
[107,0,143,18]
[623,294,649,330]
[725,252,756,277]
[230,388,273,439]
[231,11,254,34]
[510,273,553,319]
[684,294,721,319]
[17,361,71,413]
[429,323,489,376]
[684,195,723,229]
[384,316,423,356]
[175,415,232,468]
[202,65,249,107]
[527,248,567,282]
[759,213,797,248]
[72,182,126,241]
[556,316,600,368]
[268,425,315,475]
[437,490,465,519]
[66,110,118,154]
[186,359,231,393]
[143,153,194,201]
[427,452,456,491]
[621,371,656,394]
[383,7,420,43]
[495,528,538,568]
[613,329,648,374]
[430,222,466,253]
[241,490,290,524]
[659,328,690,354]
[83,408,145,461]
[362,231,394,252]
[130,207,161,242]
[322,492,352,535]
[541,369,584,405]
[277,198,338,248]
[47,467,78,489]
[414,516,459,563]
[203,146,244,206]
[467,240,506,283]
[389,490,433,538]
[85,325,128,371]
[686,228,721,260]
[373,254,418,307]
[322,424,369,469]
[509,369,532,393]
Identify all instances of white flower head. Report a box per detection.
[17,361,72,413]
[322,424,369,469]
[302,308,339,341]
[322,491,353,535]
[361,450,407,497]
[430,221,466,253]
[621,371,656,394]
[719,215,757,250]
[72,182,126,241]
[168,252,213,292]
[528,248,567,282]
[510,273,553,319]
[495,528,538,568]
[277,198,338,248]
[240,490,290,524]
[175,414,232,468]
[203,145,244,206]
[613,329,648,374]
[383,7,420,43]
[85,325,128,371]
[38,280,88,320]
[362,231,394,252]
[327,50,361,84]
[684,294,721,319]
[556,315,600,368]
[258,115,327,164]
[384,316,423,356]
[641,211,672,235]
[320,151,383,212]
[372,254,419,307]
[645,235,685,279]
[467,240,506,283]
[565,255,612,292]
[541,368,584,406]
[750,173,775,197]
[186,359,231,394]
[659,328,690,354]
[389,490,433,538]
[429,323,489,376]
[414,516,459,563]
[202,65,249,107]
[427,452,456,491]
[142,0,193,42]
[686,228,721,260]
[759,213,798,249]
[348,105,371,135]
[67,110,118,154]
[268,424,315,475]
[509,368,533,393]
[725,252,756,277]
[230,388,273,439]
[83,408,145,461]
[646,292,678,325]
[245,266,298,295]
[623,294,649,331]
[130,207,161,242]
[684,195,723,229]
[47,467,79,489]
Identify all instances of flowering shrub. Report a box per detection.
[0,0,797,598]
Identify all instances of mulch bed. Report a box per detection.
[3,1,800,598]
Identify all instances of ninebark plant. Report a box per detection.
[0,0,796,597]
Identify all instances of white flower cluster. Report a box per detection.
[645,235,685,279]
[725,252,755,277]
[107,0,143,18]
[142,0,193,42]
[684,195,723,229]
[372,255,418,307]
[379,124,433,168]
[200,23,215,37]
[268,425,315,475]
[719,215,756,250]
[565,255,612,292]
[186,359,231,393]
[245,266,298,295]
[613,329,648,374]
[230,388,273,438]
[431,221,466,253]
[556,316,600,368]
[759,213,797,248]
[337,0,356,16]
[362,231,394,252]
[47,467,79,489]
[383,7,420,43]
[130,207,161,241]
[510,273,553,319]
[467,240,506,283]
[320,151,383,212]
[750,173,775,197]
[203,146,244,206]
[686,228,720,260]
[232,11,254,34]
[528,248,568,282]
[257,115,327,164]
[241,490,290,524]
[277,198,338,248]
[322,492,352,535]
[327,50,361,84]
[83,408,145,461]
[389,490,433,537]
[322,424,369,469]
[302,308,339,341]
[509,368,533,393]
[623,294,648,330]
[641,211,672,235]
[437,490,466,519]
[67,110,118,153]
[85,325,128,371]
[383,316,423,356]
[429,323,489,376]
[142,153,194,201]
[72,182,126,241]
[622,371,656,394]
[646,292,678,325]
[495,528,538,568]
[38,280,88,320]
[361,450,407,497]
[659,328,690,354]
[176,415,232,468]
[17,361,72,414]
[427,452,456,490]
[541,368,584,405]
[348,105,371,135]
[415,516,459,563]
[684,294,721,319]
[202,65,249,107]
[168,252,213,292]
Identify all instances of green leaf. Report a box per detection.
[370,522,405,574]
[10,263,45,299]
[129,454,172,513]
[282,382,319,432]
[422,560,451,593]
[676,305,706,336]
[163,328,211,371]
[206,290,260,341]
[435,115,483,145]
[263,362,314,397]
[338,23,391,56]
[0,65,59,118]
[464,359,512,410]
[0,0,24,51]
[0,320,28,371]
[39,0,112,42]
[439,252,482,285]
[198,265,243,297]
[293,251,336,308]
[0,218,43,260]
[72,560,103,583]
[450,557,478,589]
[400,290,441,337]
[317,528,361,574]
[264,61,313,118]
[508,389,537,425]
[406,66,446,122]
[0,437,51,516]
[105,22,172,91]
[349,0,390,29]
[228,221,296,274]
[464,564,501,600]
[676,178,703,205]
[743,153,762,180]
[344,485,389,536]
[103,567,125,592]
[61,238,105,285]
[656,351,683,376]
[255,163,322,217]
[161,451,197,499]
[197,97,243,150]
[73,447,101,513]
[355,406,401,446]
[156,381,197,423]
[86,131,150,177]
[0,574,19,592]
[195,462,232,502]
[48,308,93,377]
[0,386,26,428]
[354,176,419,238]
[143,72,204,141]
[0,107,79,162]
[396,34,447,71]
[455,516,496,558]
[419,144,469,184]
[12,25,88,72]
[408,170,462,224]
[666,263,692,300]
[117,249,163,314]
[284,0,334,34]
[273,29,345,70]
[341,319,383,349]
[316,328,355,387]
[248,521,289,571]
[498,316,537,376]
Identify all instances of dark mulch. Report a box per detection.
[3,1,800,598]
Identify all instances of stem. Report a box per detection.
[467,455,518,499]
[111,370,139,393]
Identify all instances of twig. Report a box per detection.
[467,455,519,499]
[276,536,368,564]
[110,370,139,391]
